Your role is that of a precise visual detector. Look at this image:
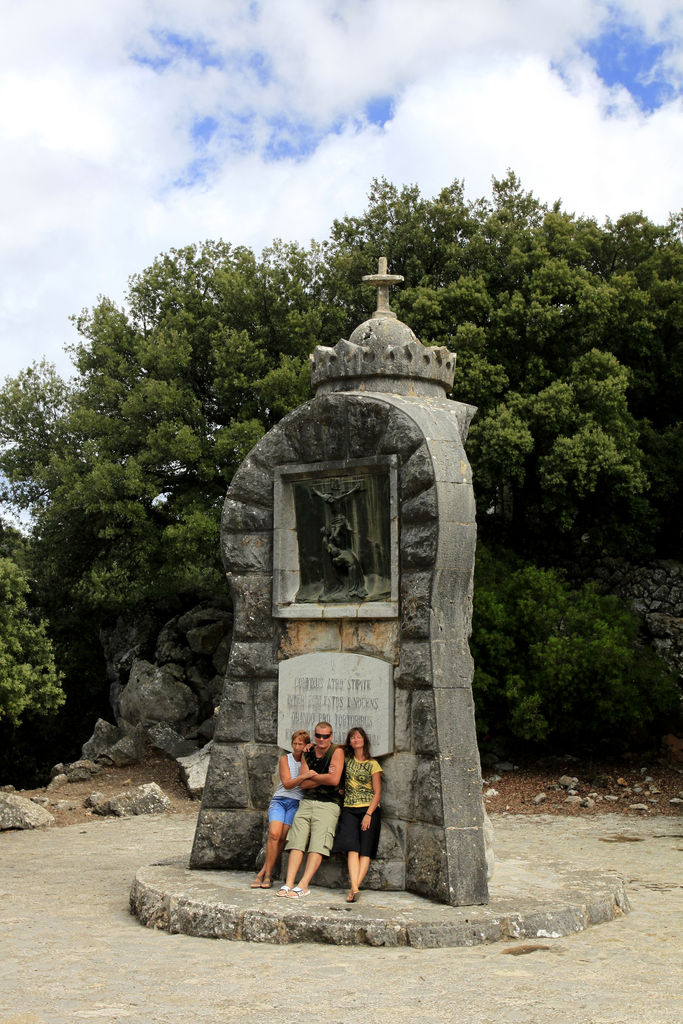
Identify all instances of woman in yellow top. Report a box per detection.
[333,726,382,903]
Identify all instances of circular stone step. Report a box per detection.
[130,857,630,948]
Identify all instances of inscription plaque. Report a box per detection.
[278,652,394,756]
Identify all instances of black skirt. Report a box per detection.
[332,805,382,859]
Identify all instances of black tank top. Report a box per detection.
[304,744,343,803]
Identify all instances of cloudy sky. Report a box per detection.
[1,0,681,382]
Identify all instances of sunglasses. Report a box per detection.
[314,732,332,739]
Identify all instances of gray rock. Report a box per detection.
[186,621,228,655]
[178,743,213,799]
[81,719,122,761]
[533,793,547,805]
[670,797,682,806]
[564,795,582,805]
[99,723,148,766]
[196,716,216,742]
[628,803,649,811]
[147,722,198,758]
[119,659,199,732]
[558,775,579,789]
[212,635,232,675]
[47,774,68,790]
[63,759,103,782]
[580,797,595,809]
[93,782,171,817]
[604,794,619,802]
[154,616,191,666]
[0,793,55,829]
[84,791,106,809]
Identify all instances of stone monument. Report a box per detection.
[190,258,489,906]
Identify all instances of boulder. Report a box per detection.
[186,620,228,656]
[147,722,198,758]
[0,793,55,829]
[81,719,122,761]
[212,635,232,675]
[93,782,171,817]
[177,742,213,799]
[155,616,192,666]
[99,723,148,767]
[119,659,199,732]
[62,760,103,782]
[100,613,157,718]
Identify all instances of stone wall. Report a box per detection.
[590,559,683,678]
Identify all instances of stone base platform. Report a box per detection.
[129,856,630,948]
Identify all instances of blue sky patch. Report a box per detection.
[264,116,323,161]
[365,95,393,127]
[132,30,224,71]
[191,117,219,144]
[585,22,675,112]
[247,51,272,86]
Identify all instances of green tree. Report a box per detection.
[471,545,679,748]
[0,553,64,726]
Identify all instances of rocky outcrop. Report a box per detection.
[101,604,232,741]
[72,604,233,797]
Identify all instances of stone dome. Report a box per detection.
[310,258,456,397]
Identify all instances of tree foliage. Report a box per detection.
[471,545,679,748]
[0,173,681,767]
[0,550,64,726]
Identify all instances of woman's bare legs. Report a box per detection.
[254,822,289,884]
[357,854,371,888]
[346,851,362,900]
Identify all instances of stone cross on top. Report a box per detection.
[362,256,404,319]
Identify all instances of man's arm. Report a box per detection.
[299,746,344,790]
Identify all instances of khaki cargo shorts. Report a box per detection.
[285,799,340,857]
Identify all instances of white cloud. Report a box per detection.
[0,0,681,382]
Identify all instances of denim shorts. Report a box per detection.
[268,796,301,826]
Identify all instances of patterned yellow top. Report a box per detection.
[344,756,382,808]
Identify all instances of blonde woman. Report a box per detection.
[250,729,315,888]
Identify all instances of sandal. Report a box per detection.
[250,876,263,889]
[346,889,358,903]
[275,885,290,897]
[286,886,309,898]
[260,877,272,889]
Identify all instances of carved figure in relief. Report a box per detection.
[311,482,368,601]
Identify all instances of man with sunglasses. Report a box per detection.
[275,721,344,898]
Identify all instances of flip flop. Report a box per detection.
[346,890,356,903]
[250,877,263,888]
[260,877,272,889]
[286,886,310,898]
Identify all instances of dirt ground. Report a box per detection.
[6,748,682,828]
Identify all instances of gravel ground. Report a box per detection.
[1,810,681,1024]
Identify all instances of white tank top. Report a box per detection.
[272,752,304,801]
